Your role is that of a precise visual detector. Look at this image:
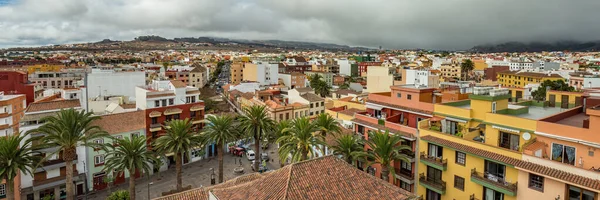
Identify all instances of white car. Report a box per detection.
[246,150,255,161]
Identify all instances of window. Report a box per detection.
[397,93,402,98]
[407,94,412,100]
[151,117,158,124]
[499,131,519,151]
[310,104,313,108]
[0,184,5,198]
[321,102,324,107]
[295,112,298,118]
[485,160,506,181]
[551,143,576,165]
[155,100,160,107]
[191,148,203,158]
[173,114,180,120]
[455,151,466,166]
[286,113,289,120]
[492,102,497,113]
[94,155,105,165]
[190,111,196,118]
[165,115,172,121]
[114,135,123,140]
[161,99,167,106]
[568,185,596,200]
[310,112,313,116]
[428,143,443,158]
[454,176,465,191]
[131,133,140,138]
[484,187,504,200]
[279,114,283,120]
[94,139,104,144]
[169,99,174,105]
[399,180,411,192]
[528,173,544,191]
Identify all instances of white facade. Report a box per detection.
[287,89,325,117]
[278,73,292,88]
[136,80,202,109]
[509,62,534,71]
[404,69,439,88]
[227,82,260,94]
[255,62,279,86]
[338,59,352,76]
[87,69,146,98]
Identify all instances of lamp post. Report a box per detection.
[147,177,153,200]
[210,168,216,185]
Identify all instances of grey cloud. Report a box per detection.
[1,0,599,49]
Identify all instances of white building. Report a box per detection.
[87,68,146,99]
[135,80,201,109]
[246,62,279,86]
[287,88,325,118]
[225,82,260,94]
[337,59,353,76]
[509,62,534,71]
[403,69,440,88]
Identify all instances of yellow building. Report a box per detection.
[440,62,461,79]
[230,63,244,85]
[473,59,487,71]
[416,87,574,200]
[497,71,564,88]
[242,62,258,82]
[27,64,64,73]
[545,90,583,108]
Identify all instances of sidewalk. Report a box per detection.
[86,146,281,200]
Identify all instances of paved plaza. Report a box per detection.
[87,145,281,200]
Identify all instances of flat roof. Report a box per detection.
[508,106,565,120]
[0,94,25,101]
[555,112,588,128]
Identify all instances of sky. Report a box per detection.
[1,0,599,50]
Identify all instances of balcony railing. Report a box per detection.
[33,170,79,187]
[470,168,517,196]
[395,168,414,180]
[419,173,446,194]
[470,194,479,200]
[400,149,415,158]
[420,152,447,171]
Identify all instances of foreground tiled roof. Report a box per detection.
[91,111,145,135]
[367,99,433,115]
[170,80,187,88]
[351,118,414,139]
[26,99,81,113]
[301,93,324,102]
[155,156,417,200]
[338,108,365,116]
[421,135,600,190]
[156,173,264,200]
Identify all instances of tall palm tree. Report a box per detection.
[329,134,364,165]
[314,113,341,155]
[314,80,331,97]
[103,136,158,200]
[34,109,107,200]
[277,117,324,164]
[239,105,274,173]
[460,59,474,81]
[354,130,411,182]
[153,119,203,191]
[0,132,42,200]
[201,115,239,183]
[308,73,323,89]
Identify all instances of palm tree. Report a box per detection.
[239,105,274,173]
[314,113,341,155]
[277,117,324,163]
[460,59,474,81]
[329,134,364,165]
[308,73,323,89]
[153,119,203,191]
[0,132,42,200]
[201,115,239,183]
[34,109,107,200]
[103,136,158,200]
[314,80,331,97]
[354,130,411,182]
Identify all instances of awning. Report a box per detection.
[149,111,162,117]
[430,116,445,122]
[445,117,467,123]
[190,105,205,111]
[492,125,520,134]
[164,108,183,115]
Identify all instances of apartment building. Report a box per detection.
[305,71,334,87]
[27,64,64,74]
[29,71,84,89]
[440,62,461,80]
[242,62,279,86]
[366,66,396,93]
[352,85,440,193]
[358,62,383,77]
[399,69,440,88]
[278,72,306,89]
[230,63,244,85]
[497,71,564,88]
[189,64,209,88]
[288,88,325,118]
[0,71,44,105]
[0,94,26,200]
[86,68,146,98]
[415,87,600,200]
[19,98,85,200]
[87,111,147,192]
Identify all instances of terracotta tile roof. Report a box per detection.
[186,90,200,95]
[147,93,175,98]
[190,64,207,73]
[26,99,81,113]
[155,173,264,200]
[367,99,433,115]
[325,127,353,147]
[338,96,354,102]
[170,80,187,88]
[301,93,324,102]
[338,108,365,116]
[91,111,145,135]
[295,87,313,93]
[240,92,254,100]
[121,103,136,109]
[159,156,416,200]
[290,102,307,108]
[421,135,600,190]
[351,118,414,139]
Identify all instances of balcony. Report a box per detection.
[150,123,162,132]
[394,168,414,184]
[470,194,480,200]
[418,173,446,195]
[420,152,447,171]
[470,168,517,196]
[33,169,79,187]
[36,155,78,172]
[354,112,417,140]
[400,149,415,162]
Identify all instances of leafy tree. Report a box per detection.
[277,117,325,164]
[0,132,42,200]
[201,115,240,183]
[239,105,275,172]
[153,119,203,191]
[314,80,331,98]
[353,130,411,182]
[532,79,575,101]
[460,59,474,81]
[162,62,169,70]
[313,113,341,155]
[201,98,217,113]
[269,120,292,145]
[309,74,323,89]
[34,109,108,200]
[107,190,130,200]
[103,136,158,200]
[329,134,364,165]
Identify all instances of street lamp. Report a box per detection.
[210,168,216,185]
[147,178,154,200]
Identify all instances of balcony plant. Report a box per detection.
[429,125,441,132]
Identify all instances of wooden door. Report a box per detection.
[93,173,108,191]
[549,94,556,107]
[113,171,126,185]
[561,95,569,108]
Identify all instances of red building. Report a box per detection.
[484,65,510,81]
[358,62,383,76]
[0,71,42,105]
[145,102,205,145]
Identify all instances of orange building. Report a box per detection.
[0,93,26,200]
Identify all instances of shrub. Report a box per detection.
[107,190,130,200]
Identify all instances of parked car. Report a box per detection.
[251,160,268,172]
[246,150,255,161]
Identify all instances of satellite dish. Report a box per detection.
[523,132,531,141]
